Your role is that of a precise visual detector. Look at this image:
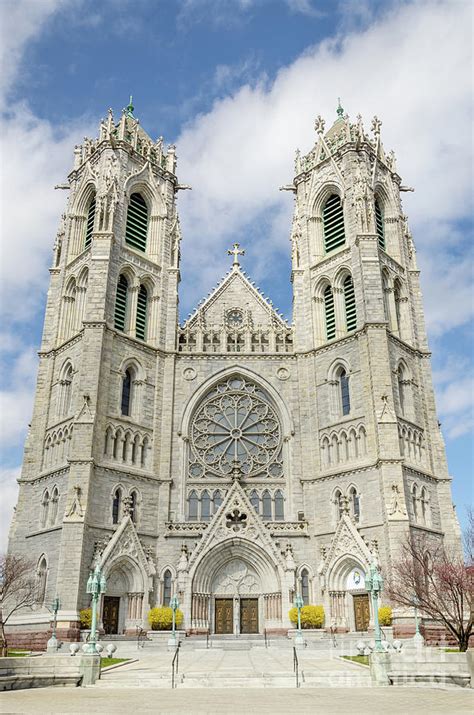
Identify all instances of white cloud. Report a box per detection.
[434,356,474,439]
[175,0,473,325]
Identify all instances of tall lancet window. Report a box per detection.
[322,194,345,252]
[121,369,132,416]
[84,194,96,249]
[324,285,336,340]
[114,275,129,332]
[136,284,148,341]
[343,275,356,332]
[125,193,148,252]
[375,197,385,249]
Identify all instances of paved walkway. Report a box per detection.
[2,686,473,714]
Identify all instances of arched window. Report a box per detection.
[349,487,360,522]
[262,490,272,520]
[301,569,310,605]
[121,369,132,416]
[36,557,47,605]
[59,362,74,417]
[393,279,401,331]
[129,490,138,523]
[201,490,211,521]
[382,270,391,324]
[213,490,223,513]
[136,284,148,341]
[112,488,122,524]
[343,275,356,332]
[375,197,385,249]
[50,488,59,525]
[323,194,345,252]
[339,369,350,416]
[84,194,96,249]
[420,487,428,525]
[114,275,128,331]
[334,489,343,521]
[274,490,284,521]
[163,569,172,606]
[324,285,336,340]
[412,484,418,521]
[125,193,148,252]
[250,490,259,513]
[397,364,406,415]
[41,491,50,528]
[188,490,198,521]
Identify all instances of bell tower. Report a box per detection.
[9,100,183,640]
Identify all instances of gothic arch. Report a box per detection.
[117,263,138,288]
[118,356,146,382]
[310,181,344,215]
[123,174,167,219]
[333,265,352,291]
[180,365,294,439]
[327,357,351,381]
[71,179,97,216]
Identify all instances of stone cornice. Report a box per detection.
[301,460,376,482]
[388,332,431,358]
[98,464,160,484]
[25,525,63,539]
[402,465,439,483]
[19,466,70,484]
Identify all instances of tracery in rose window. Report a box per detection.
[188,376,283,480]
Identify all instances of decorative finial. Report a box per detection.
[371,115,382,136]
[227,242,245,268]
[126,95,134,118]
[314,115,325,135]
[336,97,344,119]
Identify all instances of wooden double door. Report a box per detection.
[353,594,370,632]
[103,596,120,634]
[215,598,258,634]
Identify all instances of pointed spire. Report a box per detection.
[336,97,344,119]
[126,95,135,118]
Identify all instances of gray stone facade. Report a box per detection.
[7,105,461,642]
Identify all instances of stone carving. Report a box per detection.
[177,543,189,572]
[314,115,325,135]
[65,485,84,519]
[353,167,374,233]
[225,508,247,532]
[378,393,396,423]
[388,483,407,519]
[284,542,295,570]
[212,559,259,596]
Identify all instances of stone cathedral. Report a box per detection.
[7,101,461,646]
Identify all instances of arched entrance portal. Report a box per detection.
[327,557,370,632]
[190,538,283,634]
[101,556,146,635]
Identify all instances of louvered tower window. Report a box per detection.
[343,275,357,332]
[323,194,345,252]
[114,275,128,331]
[324,285,336,340]
[136,284,148,341]
[125,193,148,252]
[375,198,385,249]
[84,196,96,249]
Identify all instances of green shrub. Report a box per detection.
[378,605,392,626]
[148,606,184,631]
[79,608,92,630]
[288,604,325,629]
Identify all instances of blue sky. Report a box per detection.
[0,0,472,549]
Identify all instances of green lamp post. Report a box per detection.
[85,565,107,654]
[169,594,180,647]
[294,594,304,646]
[365,558,384,652]
[412,594,424,646]
[46,596,60,652]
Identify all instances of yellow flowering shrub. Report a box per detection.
[79,608,92,629]
[288,605,325,629]
[148,606,184,631]
[378,605,393,626]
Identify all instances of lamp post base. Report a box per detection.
[294,631,305,647]
[46,635,59,653]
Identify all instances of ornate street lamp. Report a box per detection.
[412,594,424,646]
[169,594,180,647]
[46,596,60,652]
[365,558,384,652]
[85,565,107,654]
[294,594,304,646]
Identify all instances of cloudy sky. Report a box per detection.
[0,0,472,550]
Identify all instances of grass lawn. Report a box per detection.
[342,654,369,666]
[6,650,30,657]
[101,657,129,668]
[443,648,461,652]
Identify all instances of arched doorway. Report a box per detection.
[101,557,145,635]
[190,538,283,634]
[327,557,370,632]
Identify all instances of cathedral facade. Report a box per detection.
[7,102,461,644]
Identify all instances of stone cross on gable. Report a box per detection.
[227,243,245,268]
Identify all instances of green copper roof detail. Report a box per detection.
[336,97,344,119]
[126,95,135,117]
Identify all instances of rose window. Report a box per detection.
[189,377,283,479]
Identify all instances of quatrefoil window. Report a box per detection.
[189,377,283,480]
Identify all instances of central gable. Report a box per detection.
[184,266,288,331]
